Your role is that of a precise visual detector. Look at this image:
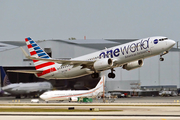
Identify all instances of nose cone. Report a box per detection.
[39,94,45,100]
[167,39,176,49]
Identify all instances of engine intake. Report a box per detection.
[123,60,143,70]
[94,58,113,71]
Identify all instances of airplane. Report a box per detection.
[159,90,177,97]
[8,36,176,79]
[0,66,53,98]
[40,75,105,102]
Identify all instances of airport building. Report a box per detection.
[0,38,180,95]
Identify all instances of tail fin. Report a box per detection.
[25,37,56,72]
[0,66,11,87]
[91,76,105,94]
[95,76,105,89]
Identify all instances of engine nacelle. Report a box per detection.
[123,60,143,71]
[94,58,113,71]
[69,97,78,102]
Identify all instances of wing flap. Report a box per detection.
[7,70,43,74]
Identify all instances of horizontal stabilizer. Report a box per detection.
[20,47,29,58]
[7,70,43,74]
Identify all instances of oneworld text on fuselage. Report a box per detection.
[99,38,150,58]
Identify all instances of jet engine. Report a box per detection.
[122,59,143,70]
[93,58,113,71]
[69,97,78,102]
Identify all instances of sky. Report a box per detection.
[0,0,180,41]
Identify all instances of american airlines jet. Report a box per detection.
[8,36,175,79]
[40,76,105,102]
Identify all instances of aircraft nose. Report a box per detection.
[39,94,45,100]
[167,39,176,48]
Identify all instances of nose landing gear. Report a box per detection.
[159,57,164,61]
[159,51,168,61]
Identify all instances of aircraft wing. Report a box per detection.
[3,91,11,95]
[27,89,41,93]
[21,47,94,65]
[26,56,94,65]
[7,70,43,74]
[26,88,49,95]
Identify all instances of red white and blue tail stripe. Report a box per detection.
[25,37,57,77]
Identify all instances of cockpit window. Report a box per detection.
[159,38,168,41]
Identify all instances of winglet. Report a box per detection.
[20,47,31,59]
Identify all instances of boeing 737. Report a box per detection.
[8,36,175,79]
[40,76,105,102]
[0,67,53,98]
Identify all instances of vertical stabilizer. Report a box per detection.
[25,37,57,77]
[91,76,105,97]
[0,67,11,87]
[94,76,105,89]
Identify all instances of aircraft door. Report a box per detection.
[150,39,157,54]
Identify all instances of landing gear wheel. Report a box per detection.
[112,73,115,78]
[16,95,21,99]
[91,73,99,78]
[108,73,111,78]
[159,57,164,61]
[108,73,115,78]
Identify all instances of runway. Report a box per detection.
[1,116,180,120]
[1,96,180,103]
[1,111,180,120]
[1,96,180,120]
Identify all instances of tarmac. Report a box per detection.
[1,96,180,120]
[1,95,180,103]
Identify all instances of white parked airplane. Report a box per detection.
[8,36,175,79]
[40,76,105,102]
[0,66,53,98]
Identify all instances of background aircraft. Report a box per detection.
[40,76,105,102]
[0,66,53,98]
[8,36,175,80]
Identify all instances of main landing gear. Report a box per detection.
[91,68,116,79]
[91,72,99,78]
[159,51,168,61]
[108,69,115,78]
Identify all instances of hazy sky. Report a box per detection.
[0,0,180,41]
